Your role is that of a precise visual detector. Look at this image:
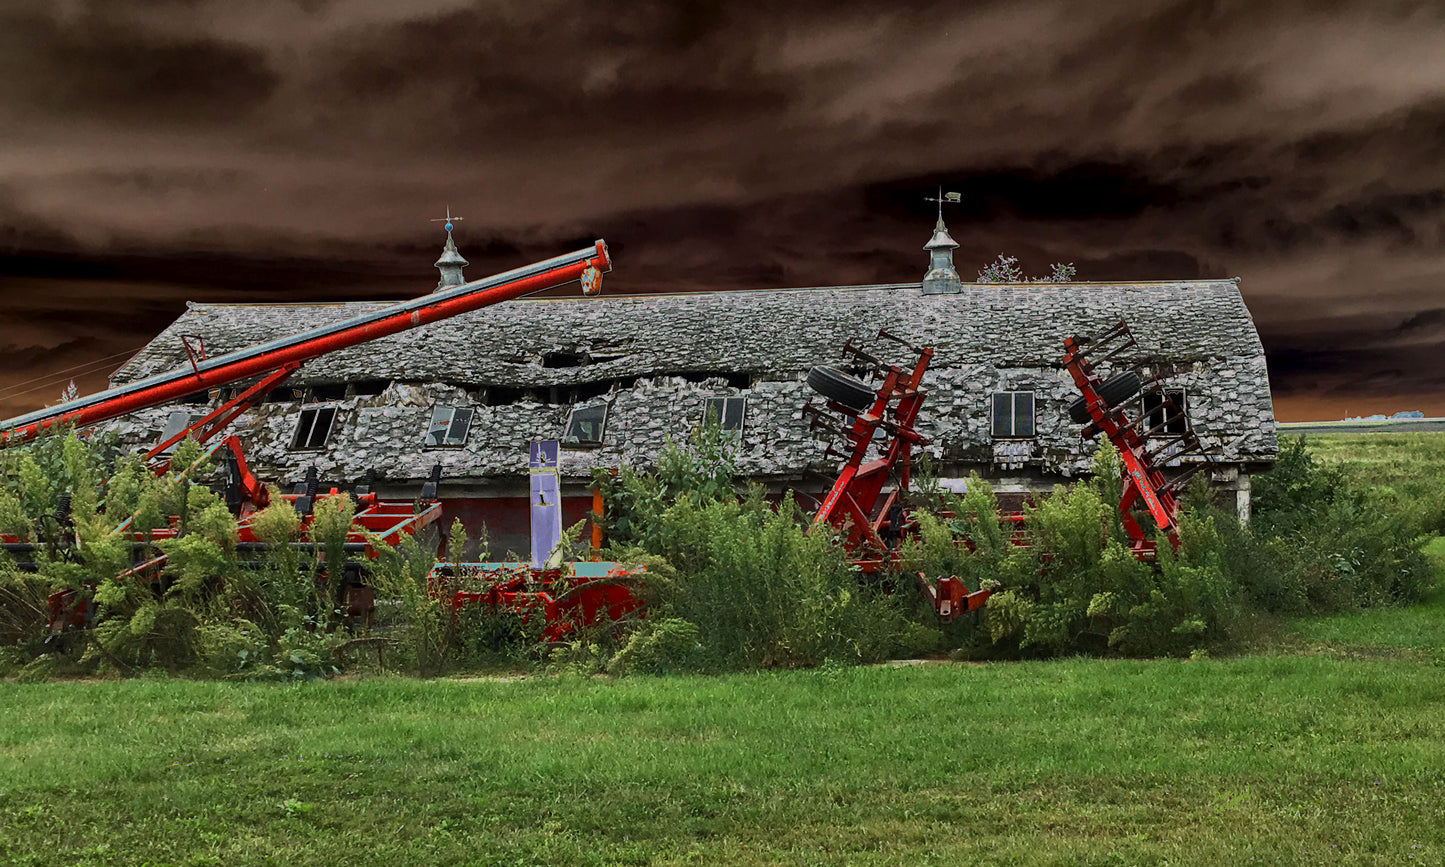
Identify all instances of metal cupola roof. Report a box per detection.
[924,213,958,251]
[434,228,468,268]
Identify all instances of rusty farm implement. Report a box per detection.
[803,320,1215,621]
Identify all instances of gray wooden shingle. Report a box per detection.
[104,280,1277,485]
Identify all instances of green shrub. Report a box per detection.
[1192,436,1435,614]
[608,618,704,675]
[597,427,926,670]
[921,446,1236,659]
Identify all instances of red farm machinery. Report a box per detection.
[0,241,640,639]
[3,227,1211,648]
[802,320,1211,620]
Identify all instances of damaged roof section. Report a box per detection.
[114,281,1265,385]
[104,280,1277,484]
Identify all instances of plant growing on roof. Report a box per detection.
[977,254,1076,283]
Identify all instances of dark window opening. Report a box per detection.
[178,391,209,405]
[570,380,613,402]
[266,387,303,404]
[291,407,337,450]
[424,406,474,447]
[703,396,746,436]
[562,404,608,447]
[309,383,347,402]
[351,379,389,397]
[485,385,532,406]
[991,392,1035,438]
[1143,390,1189,435]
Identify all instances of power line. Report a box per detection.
[0,344,149,402]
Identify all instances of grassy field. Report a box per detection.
[2,431,1442,865]
[1301,431,1445,508]
[3,655,1445,866]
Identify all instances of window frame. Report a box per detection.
[561,403,609,448]
[423,406,475,448]
[1142,389,1189,436]
[290,406,338,451]
[701,396,747,437]
[990,391,1036,439]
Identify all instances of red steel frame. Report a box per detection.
[809,321,1208,621]
[434,561,643,645]
[806,333,994,618]
[809,331,931,567]
[0,242,612,447]
[1060,321,1213,559]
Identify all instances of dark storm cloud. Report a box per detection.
[0,5,278,125]
[2,0,1445,420]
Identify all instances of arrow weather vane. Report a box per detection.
[923,186,962,221]
[431,205,464,233]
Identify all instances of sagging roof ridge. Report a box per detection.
[178,277,1245,310]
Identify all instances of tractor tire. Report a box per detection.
[1068,371,1142,424]
[808,365,875,412]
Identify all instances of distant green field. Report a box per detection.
[1299,431,1445,506]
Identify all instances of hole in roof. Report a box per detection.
[541,350,587,368]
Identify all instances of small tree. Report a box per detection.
[977,254,1076,283]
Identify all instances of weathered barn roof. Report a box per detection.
[105,279,1276,486]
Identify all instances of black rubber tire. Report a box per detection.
[1068,371,1142,424]
[808,365,875,412]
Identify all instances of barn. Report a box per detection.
[101,216,1278,555]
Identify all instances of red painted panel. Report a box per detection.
[439,495,597,561]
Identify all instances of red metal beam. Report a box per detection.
[1,241,611,446]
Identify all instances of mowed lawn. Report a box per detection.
[3,655,1445,866]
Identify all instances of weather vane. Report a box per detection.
[923,187,962,220]
[431,205,464,233]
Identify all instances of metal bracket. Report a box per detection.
[877,328,925,356]
[181,335,208,377]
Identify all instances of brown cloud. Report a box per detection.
[0,0,1443,421]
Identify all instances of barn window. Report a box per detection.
[290,407,337,450]
[562,403,608,447]
[702,396,746,436]
[990,391,1035,438]
[424,406,474,447]
[1143,389,1189,435]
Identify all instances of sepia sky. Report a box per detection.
[2,0,1444,422]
